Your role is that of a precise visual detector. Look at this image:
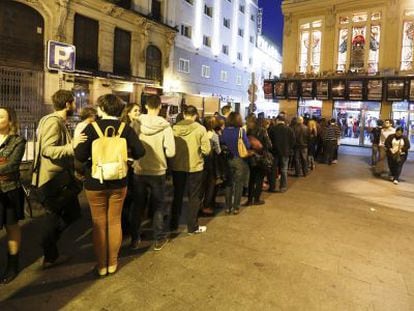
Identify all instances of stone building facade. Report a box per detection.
[0,0,176,121]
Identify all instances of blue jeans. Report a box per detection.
[131,175,168,241]
[225,158,249,210]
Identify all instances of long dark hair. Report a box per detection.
[226,112,243,127]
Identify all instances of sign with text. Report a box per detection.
[47,40,76,72]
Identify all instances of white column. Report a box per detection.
[212,0,221,56]
[243,1,250,68]
[193,0,203,49]
[230,0,239,63]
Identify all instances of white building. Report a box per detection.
[253,35,282,117]
[163,0,260,114]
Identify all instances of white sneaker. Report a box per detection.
[188,226,207,235]
[393,180,399,185]
[389,176,394,181]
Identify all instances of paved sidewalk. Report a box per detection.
[1,149,414,310]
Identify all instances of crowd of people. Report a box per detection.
[0,90,410,283]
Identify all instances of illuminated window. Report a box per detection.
[298,19,322,74]
[336,11,381,74]
[220,70,228,82]
[201,65,210,78]
[401,11,414,71]
[203,35,211,47]
[178,58,190,73]
[204,5,213,18]
[180,25,192,39]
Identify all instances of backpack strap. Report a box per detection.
[92,122,104,138]
[117,122,126,137]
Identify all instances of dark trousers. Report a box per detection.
[202,159,217,209]
[294,147,308,176]
[131,175,168,241]
[269,155,289,190]
[371,144,379,166]
[324,140,337,164]
[41,192,80,262]
[387,155,407,181]
[171,171,203,233]
[248,167,265,201]
[225,158,249,210]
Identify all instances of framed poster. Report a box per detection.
[315,80,329,100]
[386,79,405,101]
[300,80,314,99]
[347,80,364,101]
[287,81,298,99]
[367,79,383,101]
[409,79,414,101]
[331,79,346,100]
[274,81,286,99]
[263,80,274,100]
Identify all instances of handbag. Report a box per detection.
[238,128,249,158]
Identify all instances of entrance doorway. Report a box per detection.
[392,101,414,151]
[298,99,322,119]
[333,101,381,146]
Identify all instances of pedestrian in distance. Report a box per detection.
[385,127,410,185]
[0,107,26,284]
[75,94,145,277]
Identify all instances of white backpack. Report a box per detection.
[91,122,128,184]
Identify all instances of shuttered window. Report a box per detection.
[74,14,99,71]
[113,28,131,75]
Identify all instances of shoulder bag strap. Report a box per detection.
[91,122,104,138]
[117,122,126,137]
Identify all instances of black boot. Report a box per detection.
[1,253,19,284]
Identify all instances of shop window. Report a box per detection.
[336,11,381,74]
[113,28,131,76]
[146,45,162,81]
[298,20,322,74]
[74,14,99,71]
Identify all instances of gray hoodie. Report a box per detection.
[170,119,211,172]
[132,115,175,176]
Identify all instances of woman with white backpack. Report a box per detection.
[75,94,145,277]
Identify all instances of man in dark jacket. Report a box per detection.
[268,115,295,192]
[293,116,310,177]
[370,119,383,166]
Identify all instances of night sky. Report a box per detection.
[258,0,284,50]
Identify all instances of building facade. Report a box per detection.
[281,0,414,148]
[163,0,259,115]
[0,0,176,121]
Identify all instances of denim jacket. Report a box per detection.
[0,135,26,193]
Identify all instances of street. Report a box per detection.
[1,148,414,310]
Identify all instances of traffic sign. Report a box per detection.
[47,40,76,72]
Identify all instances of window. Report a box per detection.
[401,10,414,71]
[237,52,242,61]
[146,45,162,81]
[151,0,161,22]
[222,45,229,55]
[239,5,245,13]
[178,58,190,73]
[184,0,193,4]
[201,65,210,78]
[236,74,242,85]
[250,14,255,22]
[203,35,211,47]
[113,28,131,75]
[336,11,381,73]
[74,14,99,71]
[204,5,213,17]
[220,70,228,82]
[298,19,322,74]
[249,57,253,65]
[238,28,244,37]
[249,36,254,44]
[181,25,192,39]
[223,18,231,28]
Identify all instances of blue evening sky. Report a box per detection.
[258,0,284,50]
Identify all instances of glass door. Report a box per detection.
[392,101,414,151]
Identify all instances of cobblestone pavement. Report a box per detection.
[1,148,414,310]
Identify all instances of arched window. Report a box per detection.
[0,1,44,70]
[146,45,163,82]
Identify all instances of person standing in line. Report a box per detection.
[75,94,145,277]
[120,103,140,125]
[293,116,310,177]
[73,107,97,141]
[370,119,383,167]
[268,115,295,193]
[201,116,221,215]
[375,119,395,176]
[0,107,26,284]
[32,90,85,268]
[385,127,410,185]
[169,105,211,234]
[218,105,232,122]
[220,112,251,214]
[307,119,318,170]
[323,118,341,165]
[130,95,175,251]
